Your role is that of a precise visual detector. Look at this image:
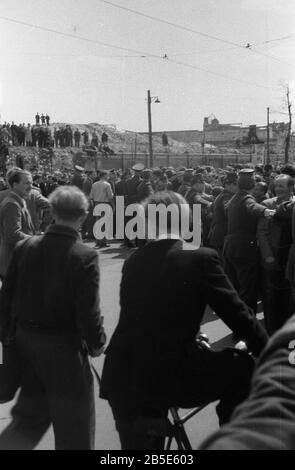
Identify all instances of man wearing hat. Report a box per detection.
[126,164,144,205]
[70,165,85,190]
[208,172,238,258]
[137,169,154,203]
[223,169,275,314]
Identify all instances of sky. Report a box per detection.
[0,0,295,132]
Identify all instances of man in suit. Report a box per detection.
[223,169,275,313]
[0,186,106,449]
[0,168,35,278]
[100,191,268,450]
[257,174,294,334]
[201,314,295,450]
[208,172,238,258]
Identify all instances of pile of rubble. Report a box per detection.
[6,122,244,173]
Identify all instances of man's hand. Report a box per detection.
[264,209,276,219]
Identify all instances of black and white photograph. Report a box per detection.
[0,0,295,453]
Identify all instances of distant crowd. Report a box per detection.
[0,120,114,158]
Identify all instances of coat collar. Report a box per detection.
[45,224,81,240]
[8,191,26,207]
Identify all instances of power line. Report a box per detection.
[99,0,244,49]
[99,0,295,67]
[0,14,278,90]
[165,57,270,90]
[0,15,160,59]
[251,35,295,47]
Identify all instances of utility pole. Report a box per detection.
[147,90,153,168]
[285,87,292,164]
[266,107,270,165]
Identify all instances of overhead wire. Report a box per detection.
[99,0,295,67]
[0,14,282,90]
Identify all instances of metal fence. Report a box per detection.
[97,152,253,171]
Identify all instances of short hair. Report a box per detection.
[7,168,31,187]
[255,181,268,195]
[142,191,190,233]
[281,164,295,178]
[48,186,89,221]
[275,174,295,188]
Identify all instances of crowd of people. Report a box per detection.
[0,160,295,450]
[0,122,112,153]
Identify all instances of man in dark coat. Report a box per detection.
[126,164,144,204]
[0,168,35,278]
[223,169,275,313]
[100,191,268,450]
[208,172,238,258]
[137,169,154,202]
[70,165,85,190]
[0,186,106,449]
[257,174,294,334]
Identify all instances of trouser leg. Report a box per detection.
[108,396,167,450]
[0,343,51,450]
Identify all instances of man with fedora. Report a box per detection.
[223,169,275,313]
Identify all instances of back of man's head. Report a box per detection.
[49,186,89,222]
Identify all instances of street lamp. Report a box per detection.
[147,90,160,168]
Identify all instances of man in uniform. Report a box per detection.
[223,169,275,313]
[70,165,85,190]
[126,164,144,204]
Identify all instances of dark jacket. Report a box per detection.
[208,190,233,249]
[126,175,142,204]
[257,197,293,271]
[201,314,295,450]
[224,190,266,260]
[100,239,268,406]
[137,181,153,202]
[0,225,106,354]
[0,191,35,277]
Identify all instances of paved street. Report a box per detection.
[0,241,255,450]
